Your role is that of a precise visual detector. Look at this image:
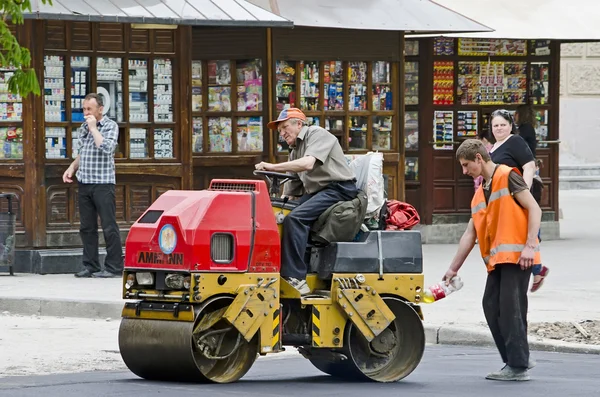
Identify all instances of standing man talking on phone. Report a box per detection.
[63,93,123,278]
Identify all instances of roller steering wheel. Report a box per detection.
[253,170,299,197]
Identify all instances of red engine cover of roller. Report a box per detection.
[124,179,280,273]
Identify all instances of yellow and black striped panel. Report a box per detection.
[272,307,281,351]
[312,306,321,347]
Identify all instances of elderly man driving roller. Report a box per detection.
[255,108,357,295]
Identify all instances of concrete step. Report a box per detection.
[559,175,600,190]
[559,164,600,177]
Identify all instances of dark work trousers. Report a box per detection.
[281,180,358,279]
[78,183,123,274]
[482,263,532,368]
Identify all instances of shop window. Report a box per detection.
[208,117,232,153]
[457,61,526,105]
[0,66,23,159]
[404,111,419,151]
[324,61,343,111]
[433,61,454,105]
[373,61,392,111]
[433,38,454,56]
[128,59,149,122]
[534,109,549,148]
[192,117,203,153]
[45,127,66,159]
[192,61,202,112]
[405,157,419,181]
[349,62,367,111]
[300,61,319,111]
[404,61,419,105]
[97,57,123,123]
[44,55,66,122]
[530,40,551,56]
[275,60,296,112]
[458,39,526,56]
[373,116,392,150]
[153,59,173,123]
[405,40,419,56]
[129,128,148,158]
[275,60,397,154]
[457,110,478,138]
[70,56,90,122]
[192,58,265,155]
[349,116,368,151]
[530,62,549,105]
[433,110,454,150]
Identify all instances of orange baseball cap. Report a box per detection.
[267,108,307,130]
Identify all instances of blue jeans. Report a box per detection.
[281,180,358,279]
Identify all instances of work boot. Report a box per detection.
[486,365,530,381]
[92,270,122,278]
[74,269,93,278]
[284,277,310,295]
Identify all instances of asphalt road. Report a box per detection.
[0,345,598,397]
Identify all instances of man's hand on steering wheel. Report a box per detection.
[255,162,275,171]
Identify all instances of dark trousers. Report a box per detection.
[79,183,123,273]
[482,264,531,368]
[281,180,358,279]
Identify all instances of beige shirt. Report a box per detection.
[284,126,355,196]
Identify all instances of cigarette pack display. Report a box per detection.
[128,59,149,122]
[404,111,419,150]
[44,55,66,122]
[300,61,319,111]
[45,127,67,159]
[153,59,173,123]
[0,126,23,159]
[208,117,232,153]
[154,128,174,158]
[237,116,263,152]
[129,128,148,158]
[71,56,90,122]
[457,110,478,137]
[433,110,453,150]
[0,68,22,121]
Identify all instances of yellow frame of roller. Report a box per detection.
[122,272,424,354]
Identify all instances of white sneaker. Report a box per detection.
[285,277,310,295]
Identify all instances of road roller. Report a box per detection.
[119,171,426,383]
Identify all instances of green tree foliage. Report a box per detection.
[0,0,52,97]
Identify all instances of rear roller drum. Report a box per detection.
[119,296,258,383]
[324,297,425,382]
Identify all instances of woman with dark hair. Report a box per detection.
[489,109,549,292]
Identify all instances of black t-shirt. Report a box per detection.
[490,134,535,174]
[483,165,529,204]
[518,122,537,158]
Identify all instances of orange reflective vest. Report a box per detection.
[471,165,541,272]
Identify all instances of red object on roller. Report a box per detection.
[385,200,420,231]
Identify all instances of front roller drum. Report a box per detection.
[119,297,258,383]
[309,297,425,382]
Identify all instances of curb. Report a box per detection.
[1,297,598,356]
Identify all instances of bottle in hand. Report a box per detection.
[422,276,464,303]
